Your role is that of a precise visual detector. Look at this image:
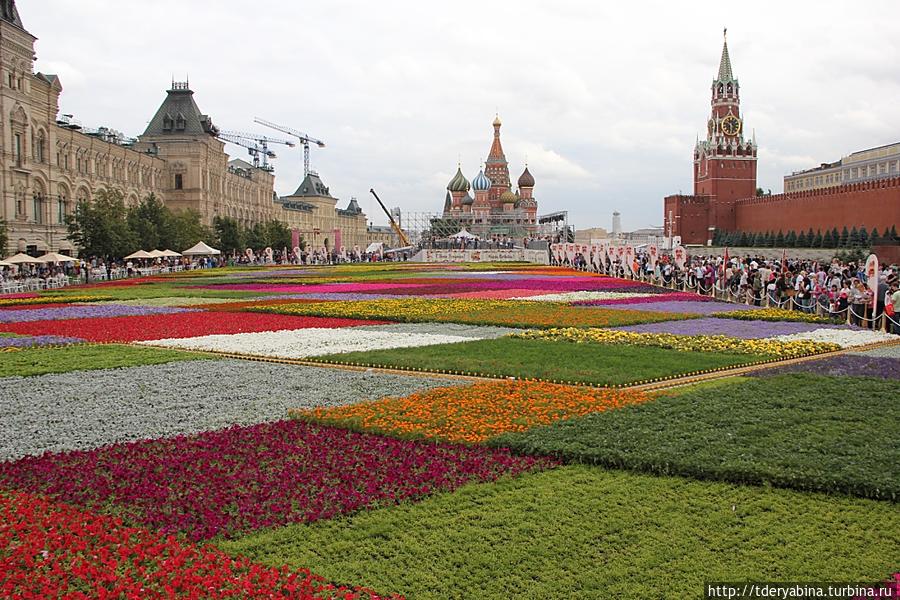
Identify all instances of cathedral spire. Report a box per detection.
[0,0,24,29]
[717,28,734,82]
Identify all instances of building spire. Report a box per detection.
[717,28,734,82]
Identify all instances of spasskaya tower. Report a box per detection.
[692,30,758,235]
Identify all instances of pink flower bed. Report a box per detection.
[0,420,557,541]
[434,289,553,300]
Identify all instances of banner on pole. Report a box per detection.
[865,254,879,309]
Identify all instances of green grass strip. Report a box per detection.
[220,465,900,599]
[0,344,215,378]
[312,337,768,387]
[493,374,900,501]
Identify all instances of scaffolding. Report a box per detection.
[537,211,572,241]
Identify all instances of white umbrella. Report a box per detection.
[160,249,182,257]
[124,250,154,260]
[37,251,77,263]
[450,228,478,239]
[182,241,221,256]
[147,249,166,258]
[4,252,44,264]
[0,260,12,267]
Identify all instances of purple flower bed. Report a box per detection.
[748,355,900,380]
[613,317,854,338]
[0,335,85,348]
[579,300,755,315]
[0,420,558,541]
[0,304,198,324]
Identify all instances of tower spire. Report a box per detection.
[717,28,734,82]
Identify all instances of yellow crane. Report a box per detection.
[369,188,410,247]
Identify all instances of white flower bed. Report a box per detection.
[139,322,515,359]
[510,291,655,302]
[770,328,898,348]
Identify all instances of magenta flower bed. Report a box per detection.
[0,420,557,541]
[348,278,666,297]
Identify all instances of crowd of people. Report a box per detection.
[556,248,900,334]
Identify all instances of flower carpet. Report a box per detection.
[0,261,897,597]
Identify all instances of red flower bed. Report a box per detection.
[1,311,389,342]
[0,420,557,541]
[0,490,399,599]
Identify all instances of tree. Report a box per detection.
[848,225,860,248]
[262,219,292,251]
[870,227,880,242]
[127,193,168,251]
[168,209,212,253]
[839,226,849,247]
[66,188,137,260]
[774,230,785,247]
[806,228,815,246]
[785,230,797,247]
[822,229,834,248]
[213,216,244,255]
[796,230,807,248]
[737,231,749,246]
[858,226,869,248]
[891,225,898,240]
[812,230,823,248]
[763,231,773,247]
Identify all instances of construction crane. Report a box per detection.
[217,130,295,172]
[369,188,410,247]
[254,117,325,176]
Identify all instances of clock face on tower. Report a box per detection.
[722,115,741,136]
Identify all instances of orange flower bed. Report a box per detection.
[297,381,650,444]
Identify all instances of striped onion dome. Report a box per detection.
[471,169,492,191]
[447,167,470,192]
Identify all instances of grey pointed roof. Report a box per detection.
[717,40,734,82]
[142,84,218,137]
[1,1,24,29]
[443,191,452,212]
[289,172,334,198]
[345,197,362,213]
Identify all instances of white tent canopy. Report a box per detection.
[160,249,182,257]
[37,252,77,263]
[147,249,166,258]
[0,260,12,267]
[182,241,221,256]
[4,252,43,264]
[450,229,478,239]
[365,242,384,254]
[124,250,154,260]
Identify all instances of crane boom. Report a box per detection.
[254,117,325,176]
[369,188,410,247]
[217,130,295,172]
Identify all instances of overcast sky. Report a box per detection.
[23,0,900,231]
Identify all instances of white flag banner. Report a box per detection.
[648,245,659,271]
[673,245,686,269]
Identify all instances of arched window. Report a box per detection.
[36,131,46,163]
[33,192,44,224]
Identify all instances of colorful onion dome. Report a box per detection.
[447,167,470,192]
[514,197,537,209]
[517,166,535,188]
[500,190,517,204]
[472,169,492,191]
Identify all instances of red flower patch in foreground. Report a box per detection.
[0,311,389,342]
[0,420,557,541]
[0,490,398,599]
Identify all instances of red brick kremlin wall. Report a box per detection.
[734,177,900,233]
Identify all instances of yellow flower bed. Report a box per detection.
[0,295,107,307]
[713,308,832,323]
[513,327,840,359]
